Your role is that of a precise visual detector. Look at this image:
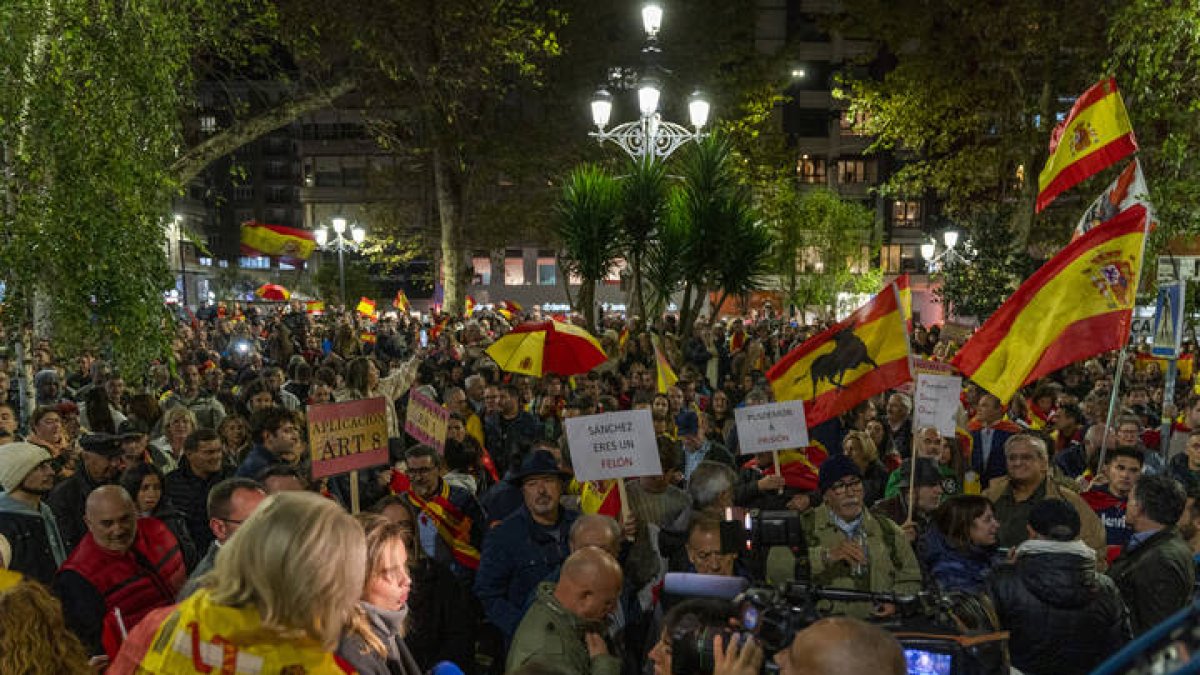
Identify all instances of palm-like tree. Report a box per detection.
[555,164,622,329]
[617,157,670,320]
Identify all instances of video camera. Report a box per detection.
[663,508,1012,674]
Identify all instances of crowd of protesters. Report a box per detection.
[0,298,1199,674]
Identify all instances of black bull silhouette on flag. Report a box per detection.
[793,328,879,398]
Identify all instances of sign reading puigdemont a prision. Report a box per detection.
[565,409,661,482]
[308,397,389,478]
[734,400,809,455]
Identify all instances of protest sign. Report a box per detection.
[914,373,962,437]
[404,387,449,452]
[308,397,389,479]
[565,409,661,482]
[734,400,809,455]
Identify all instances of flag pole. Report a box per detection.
[1097,208,1154,473]
[891,280,920,525]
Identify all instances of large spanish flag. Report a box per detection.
[767,282,911,428]
[952,204,1148,403]
[1037,78,1138,212]
[240,222,318,259]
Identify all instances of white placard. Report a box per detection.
[733,400,810,455]
[565,409,662,482]
[914,373,962,438]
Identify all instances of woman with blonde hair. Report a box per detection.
[0,569,93,674]
[843,429,890,506]
[337,513,423,675]
[149,405,196,473]
[109,491,366,674]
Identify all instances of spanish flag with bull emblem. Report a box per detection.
[767,282,912,428]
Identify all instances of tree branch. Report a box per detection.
[170,76,358,185]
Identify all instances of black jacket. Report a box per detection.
[987,544,1130,675]
[163,458,229,554]
[1107,527,1195,635]
[45,467,106,555]
[406,557,477,672]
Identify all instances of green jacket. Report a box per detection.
[507,582,621,675]
[802,505,923,618]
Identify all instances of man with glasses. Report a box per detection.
[799,454,922,618]
[177,477,265,600]
[403,444,486,585]
[984,434,1107,568]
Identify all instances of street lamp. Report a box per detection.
[313,216,365,305]
[920,230,966,271]
[172,214,188,306]
[588,3,710,162]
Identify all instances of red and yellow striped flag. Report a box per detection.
[394,289,410,313]
[1037,78,1138,212]
[767,282,912,427]
[239,222,318,259]
[652,335,677,394]
[581,479,622,518]
[356,297,376,317]
[951,204,1148,403]
[465,295,476,317]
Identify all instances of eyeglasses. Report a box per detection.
[407,466,437,475]
[829,478,863,494]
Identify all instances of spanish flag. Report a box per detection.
[305,300,325,315]
[405,483,480,570]
[618,326,630,349]
[652,334,678,394]
[767,282,911,428]
[240,222,318,259]
[465,295,476,317]
[394,289,410,313]
[951,204,1148,403]
[1037,78,1138,212]
[356,297,376,318]
[894,273,913,329]
[581,479,622,518]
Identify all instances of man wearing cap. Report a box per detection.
[53,485,185,658]
[0,442,68,584]
[45,432,127,554]
[117,419,150,468]
[475,449,578,640]
[987,499,1129,675]
[799,454,922,618]
[872,457,944,543]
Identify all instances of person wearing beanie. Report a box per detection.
[987,499,1130,675]
[796,454,922,618]
[0,442,68,585]
[34,368,65,407]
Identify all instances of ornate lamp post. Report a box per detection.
[313,217,365,304]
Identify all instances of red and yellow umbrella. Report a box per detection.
[254,283,290,301]
[485,320,606,377]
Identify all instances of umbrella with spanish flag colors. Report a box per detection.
[254,284,290,302]
[485,320,606,377]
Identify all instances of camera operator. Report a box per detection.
[801,455,922,618]
[647,598,763,675]
[772,617,905,675]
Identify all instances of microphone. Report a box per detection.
[430,662,465,675]
[662,572,749,600]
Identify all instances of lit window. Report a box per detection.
[472,255,492,285]
[604,258,627,285]
[504,250,525,286]
[797,156,827,184]
[837,159,867,184]
[239,256,270,269]
[891,201,921,227]
[537,252,557,286]
[200,115,217,134]
[839,110,869,136]
[198,256,213,267]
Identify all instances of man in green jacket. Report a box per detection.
[802,454,923,618]
[507,547,623,675]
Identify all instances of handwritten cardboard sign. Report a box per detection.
[404,387,449,452]
[308,397,389,478]
[734,400,810,455]
[914,373,962,438]
[565,409,661,482]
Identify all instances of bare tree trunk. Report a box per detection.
[433,141,464,315]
